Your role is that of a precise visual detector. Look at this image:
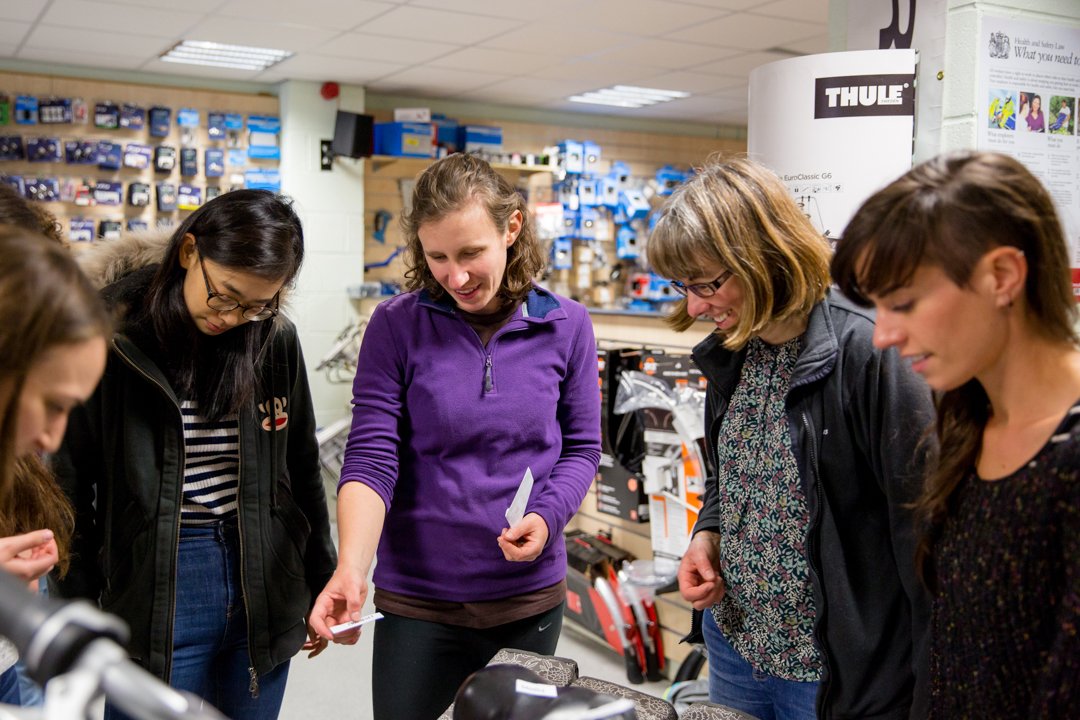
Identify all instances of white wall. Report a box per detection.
[278,80,367,428]
[940,0,1080,153]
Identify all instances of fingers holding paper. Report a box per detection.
[498,512,548,562]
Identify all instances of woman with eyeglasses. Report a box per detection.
[648,156,934,720]
[52,189,336,719]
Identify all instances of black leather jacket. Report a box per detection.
[53,266,336,684]
[689,290,933,720]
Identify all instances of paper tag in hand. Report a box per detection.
[330,611,384,636]
[504,467,534,529]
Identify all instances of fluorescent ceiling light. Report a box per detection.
[160,40,292,72]
[568,84,690,109]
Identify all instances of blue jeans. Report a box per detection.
[702,608,819,720]
[105,518,289,720]
[0,666,20,706]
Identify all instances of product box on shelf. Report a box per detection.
[374,122,434,158]
[459,124,502,154]
[634,351,708,558]
[595,348,650,523]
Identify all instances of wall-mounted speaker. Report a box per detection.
[331,110,374,159]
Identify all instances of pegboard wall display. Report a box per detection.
[360,112,744,316]
[0,71,279,244]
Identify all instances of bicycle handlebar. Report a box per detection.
[0,570,225,719]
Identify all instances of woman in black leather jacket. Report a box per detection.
[647,157,934,720]
[53,191,336,719]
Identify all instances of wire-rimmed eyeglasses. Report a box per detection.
[195,245,279,322]
[668,269,733,298]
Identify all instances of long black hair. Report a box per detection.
[146,189,304,420]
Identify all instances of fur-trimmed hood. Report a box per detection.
[74,227,294,311]
[74,227,171,290]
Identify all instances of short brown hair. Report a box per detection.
[401,153,544,303]
[647,155,831,348]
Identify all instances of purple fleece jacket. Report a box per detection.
[339,286,601,602]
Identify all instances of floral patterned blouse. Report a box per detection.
[710,335,822,681]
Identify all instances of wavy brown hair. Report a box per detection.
[0,228,111,575]
[401,153,544,304]
[832,150,1078,586]
[646,155,831,349]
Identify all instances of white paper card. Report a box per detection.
[330,611,384,636]
[504,467,534,528]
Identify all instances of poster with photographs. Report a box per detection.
[978,16,1080,296]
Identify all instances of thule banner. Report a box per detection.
[814,74,916,119]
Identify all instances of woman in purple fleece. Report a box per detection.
[311,153,602,720]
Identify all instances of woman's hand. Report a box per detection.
[678,530,725,610]
[0,529,58,585]
[309,565,370,646]
[498,512,549,562]
[302,620,330,658]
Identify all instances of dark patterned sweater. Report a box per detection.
[929,403,1080,718]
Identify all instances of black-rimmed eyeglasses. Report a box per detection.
[668,269,733,299]
[196,247,279,322]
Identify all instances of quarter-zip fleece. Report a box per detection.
[339,285,602,603]
[52,266,337,682]
[689,290,935,720]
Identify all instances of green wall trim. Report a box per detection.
[365,92,747,140]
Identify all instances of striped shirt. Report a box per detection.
[180,400,239,524]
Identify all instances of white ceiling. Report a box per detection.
[0,0,832,127]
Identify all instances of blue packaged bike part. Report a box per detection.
[14,96,38,125]
[177,183,201,210]
[180,147,197,176]
[204,148,224,177]
[154,145,176,172]
[123,143,152,169]
[156,182,177,211]
[149,106,171,137]
[39,98,72,124]
[95,141,122,170]
[92,181,122,206]
[26,137,62,163]
[120,104,146,130]
[94,102,120,129]
[64,140,97,164]
[70,217,95,243]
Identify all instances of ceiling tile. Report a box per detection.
[666,11,824,50]
[317,32,461,64]
[214,0,395,31]
[529,59,664,88]
[0,21,31,45]
[754,0,829,25]
[591,39,741,70]
[140,58,267,81]
[267,53,405,83]
[0,0,48,23]
[481,23,630,56]
[569,0,724,36]
[354,6,522,45]
[367,65,510,96]
[23,24,172,56]
[17,45,148,70]
[405,0,574,22]
[457,76,599,105]
[644,70,746,95]
[429,47,557,75]
[99,0,222,11]
[782,33,830,55]
[42,0,195,37]
[691,49,794,76]
[667,0,770,10]
[181,15,341,52]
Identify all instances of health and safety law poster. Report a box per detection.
[978,15,1080,298]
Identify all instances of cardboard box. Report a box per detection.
[633,351,707,558]
[393,107,431,122]
[459,124,502,153]
[374,122,434,158]
[595,349,649,523]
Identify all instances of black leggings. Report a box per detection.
[371,602,564,720]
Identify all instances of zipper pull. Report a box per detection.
[248,666,260,698]
[484,355,493,393]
